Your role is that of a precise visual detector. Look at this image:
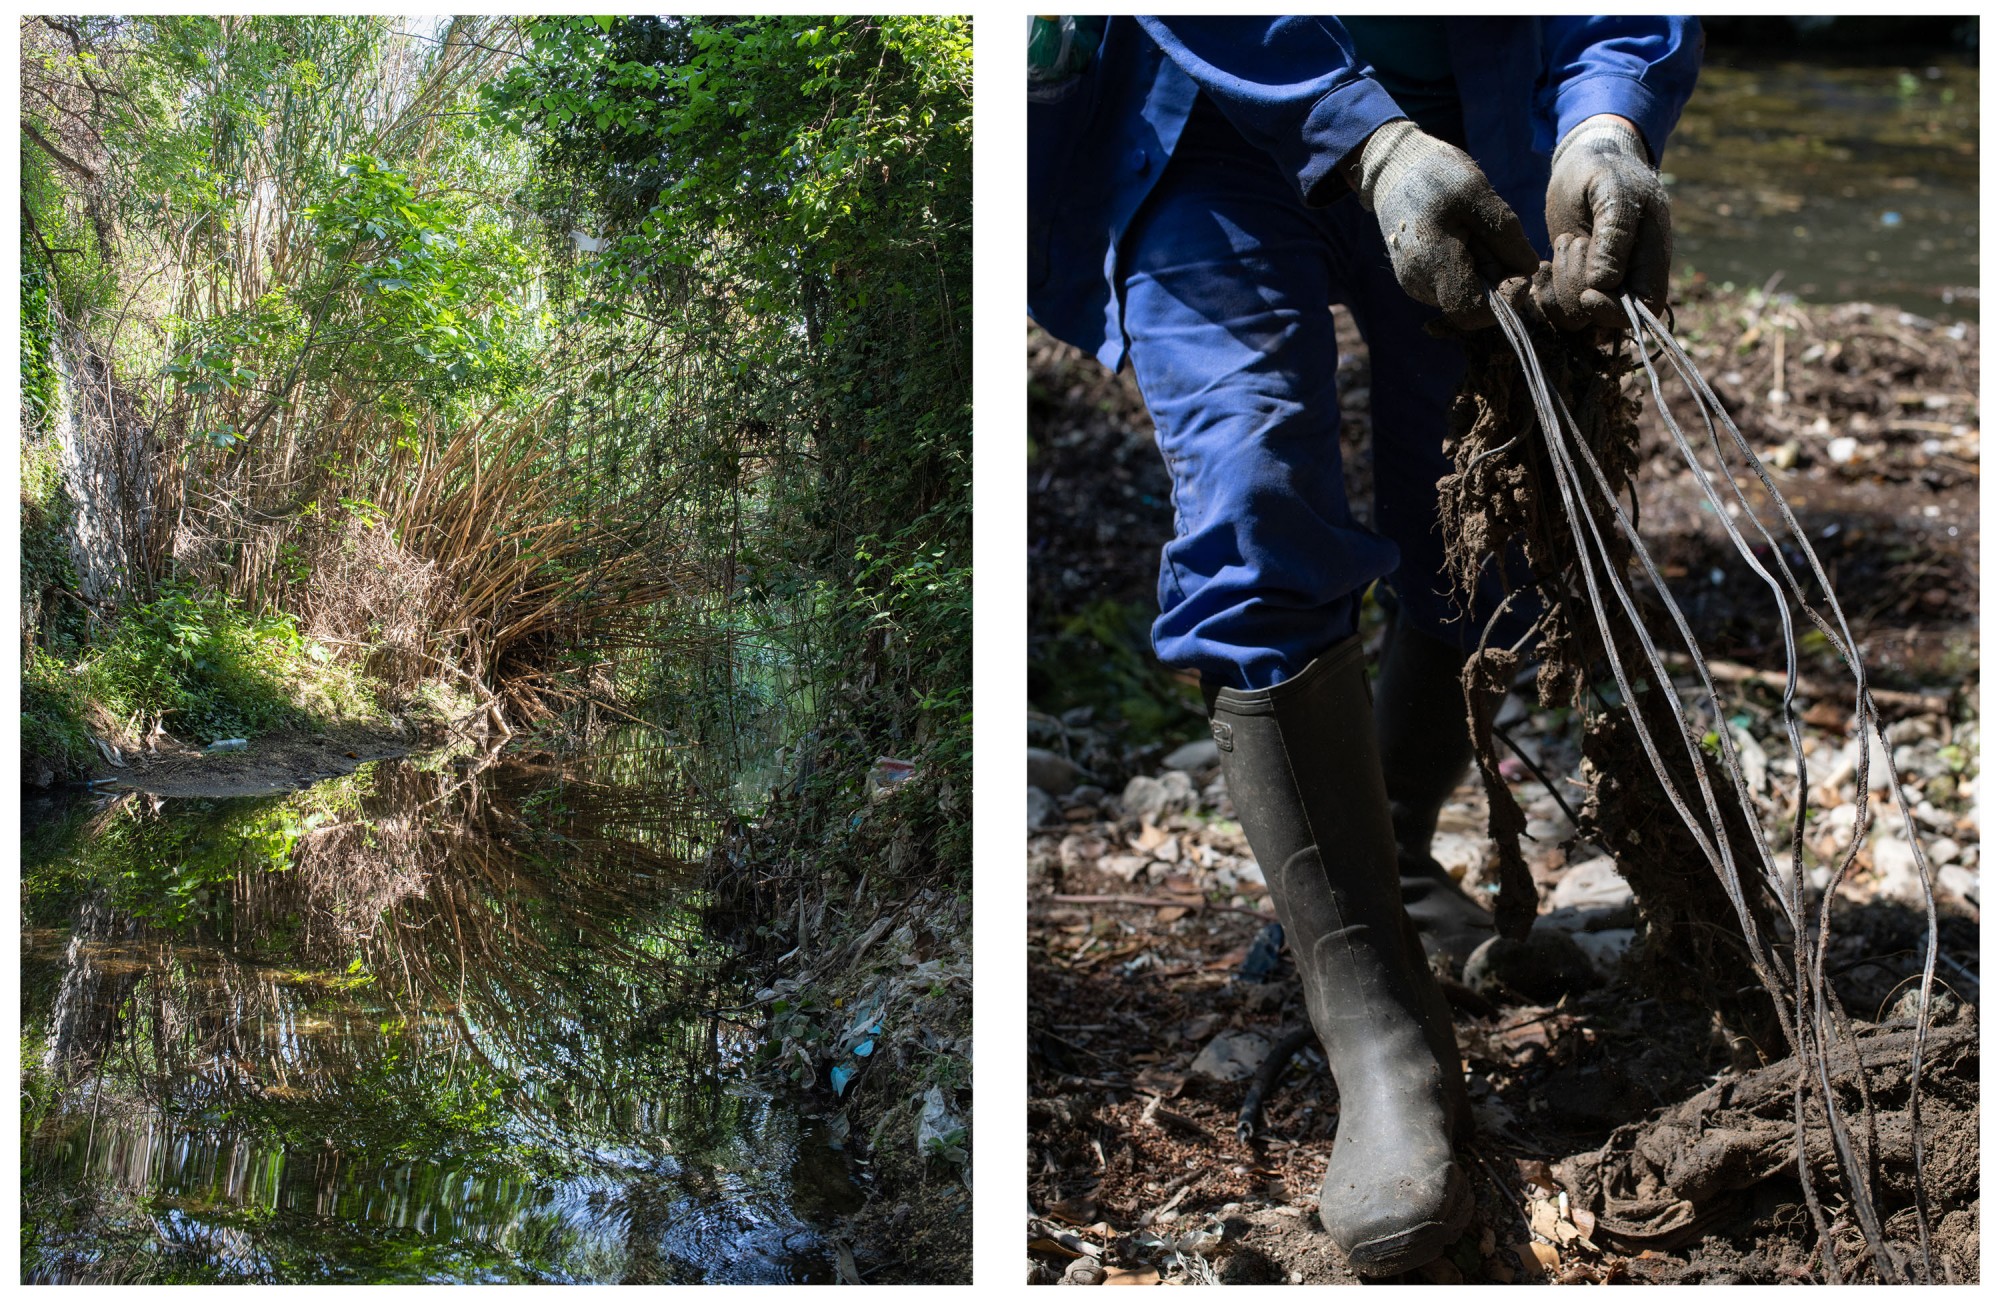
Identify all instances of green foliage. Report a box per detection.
[1032,598,1206,744]
[755,980,832,1089]
[22,649,96,785]
[490,15,973,879]
[850,515,973,863]
[82,585,376,744]
[303,153,532,406]
[21,138,117,324]
[20,230,60,427]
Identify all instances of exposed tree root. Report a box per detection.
[1557,1010,1976,1280]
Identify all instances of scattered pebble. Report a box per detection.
[1869,832,1927,906]
[1100,854,1153,884]
[1463,931,1597,1003]
[1161,738,1220,773]
[1936,863,1979,907]
[1727,723,1768,795]
[1061,1255,1105,1285]
[1190,1031,1273,1083]
[1121,771,1197,821]
[1430,830,1491,881]
[1567,927,1636,977]
[1550,857,1634,912]
[1030,747,1085,796]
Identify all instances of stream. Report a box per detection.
[1667,54,1978,320]
[21,748,861,1283]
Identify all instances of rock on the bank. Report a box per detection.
[1121,771,1197,821]
[1028,747,1084,796]
[1162,738,1220,773]
[1029,785,1061,832]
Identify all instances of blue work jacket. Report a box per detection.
[1028,17,1704,370]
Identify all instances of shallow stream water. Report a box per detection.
[1666,56,1978,320]
[21,749,860,1283]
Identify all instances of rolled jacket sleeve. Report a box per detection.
[1135,17,1407,205]
[1539,17,1704,163]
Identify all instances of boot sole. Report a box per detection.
[1338,1164,1475,1279]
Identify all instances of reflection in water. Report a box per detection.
[21,750,860,1283]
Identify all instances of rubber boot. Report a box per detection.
[1208,636,1472,1276]
[1375,611,1495,969]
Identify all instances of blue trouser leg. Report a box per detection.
[1122,100,1544,690]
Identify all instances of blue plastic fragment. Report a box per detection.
[854,1040,874,1058]
[830,1064,854,1096]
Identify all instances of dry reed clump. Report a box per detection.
[298,513,445,699]
[363,410,698,731]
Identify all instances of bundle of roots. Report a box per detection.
[1437,292,1953,1282]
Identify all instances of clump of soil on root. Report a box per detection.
[1436,317,1974,1282]
[1439,323,1776,991]
[1577,703,1787,1055]
[1558,1008,1978,1283]
[1439,325,1641,710]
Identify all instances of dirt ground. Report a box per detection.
[86,722,420,798]
[1027,728,1978,1284]
[1025,286,1979,1284]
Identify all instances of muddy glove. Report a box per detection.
[1541,115,1672,330]
[1350,119,1540,329]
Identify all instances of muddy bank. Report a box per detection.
[85,722,422,798]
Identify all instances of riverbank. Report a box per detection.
[1027,687,1978,1283]
[705,746,975,1282]
[83,722,423,799]
[1026,279,1980,1282]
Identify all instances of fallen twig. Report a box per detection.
[1139,1093,1210,1141]
[1040,893,1272,921]
[1663,655,1953,716]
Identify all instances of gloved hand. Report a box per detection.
[1349,119,1540,329]
[1540,115,1672,330]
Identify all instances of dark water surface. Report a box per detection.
[1667,57,1978,319]
[21,751,859,1283]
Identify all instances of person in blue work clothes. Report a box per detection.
[1028,17,1700,1277]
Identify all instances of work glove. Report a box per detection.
[1350,119,1541,329]
[1540,116,1672,331]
